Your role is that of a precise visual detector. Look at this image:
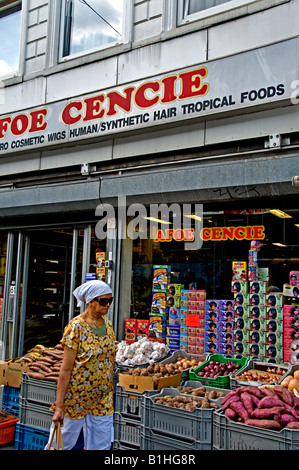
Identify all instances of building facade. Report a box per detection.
[0,0,298,359]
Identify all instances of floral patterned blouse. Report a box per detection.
[52,314,116,419]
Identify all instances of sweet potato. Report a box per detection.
[240,392,255,415]
[251,406,285,419]
[245,419,281,430]
[260,387,276,397]
[278,414,297,426]
[283,403,299,420]
[221,390,238,405]
[238,386,264,398]
[222,395,241,411]
[258,396,285,409]
[285,421,299,429]
[230,401,250,422]
[273,385,294,406]
[225,408,237,420]
[27,371,46,380]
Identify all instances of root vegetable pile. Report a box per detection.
[177,385,226,400]
[196,360,241,379]
[234,367,286,383]
[11,344,64,382]
[153,394,219,411]
[221,384,299,430]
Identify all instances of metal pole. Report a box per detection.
[1,231,14,357]
[68,227,78,321]
[10,232,23,358]
[80,225,91,312]
[18,234,30,357]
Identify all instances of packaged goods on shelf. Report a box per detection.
[204,299,234,357]
[124,319,137,343]
[232,262,247,281]
[152,265,170,291]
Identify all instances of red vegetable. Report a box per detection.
[273,385,294,406]
[251,406,285,419]
[285,421,299,429]
[230,401,250,422]
[225,408,237,420]
[245,419,282,430]
[257,396,285,409]
[240,392,255,415]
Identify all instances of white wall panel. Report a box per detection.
[45,57,119,103]
[205,105,299,144]
[117,31,207,84]
[112,121,205,159]
[208,0,299,60]
[40,140,114,171]
[0,78,46,114]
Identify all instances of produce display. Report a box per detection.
[10,343,64,381]
[116,337,169,365]
[153,393,219,411]
[177,385,226,400]
[281,370,299,393]
[196,359,242,379]
[220,384,299,430]
[164,356,205,372]
[234,366,287,383]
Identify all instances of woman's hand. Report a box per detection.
[52,405,65,427]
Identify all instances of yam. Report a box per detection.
[240,392,255,415]
[251,406,285,419]
[237,386,264,398]
[27,371,45,380]
[221,395,241,411]
[221,390,238,405]
[285,421,299,429]
[225,408,237,420]
[245,419,281,430]
[273,385,293,406]
[257,396,285,409]
[230,401,250,422]
[279,414,297,426]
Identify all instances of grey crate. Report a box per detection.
[114,384,156,421]
[113,413,142,449]
[19,397,53,431]
[160,350,209,381]
[213,409,299,450]
[21,373,57,405]
[141,388,214,449]
[140,429,205,450]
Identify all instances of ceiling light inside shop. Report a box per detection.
[184,214,202,221]
[143,217,171,225]
[272,242,287,247]
[269,209,292,218]
[295,224,299,228]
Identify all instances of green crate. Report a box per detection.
[188,354,248,388]
[213,409,299,450]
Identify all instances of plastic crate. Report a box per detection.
[0,410,18,446]
[140,429,205,450]
[113,413,142,449]
[2,386,20,415]
[160,350,209,381]
[20,373,57,406]
[114,384,157,422]
[141,388,214,450]
[189,354,248,389]
[179,380,231,400]
[19,397,54,431]
[230,359,291,389]
[213,409,299,450]
[14,423,50,450]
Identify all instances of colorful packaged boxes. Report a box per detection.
[124,319,137,343]
[166,324,180,350]
[204,300,234,356]
[96,251,106,281]
[136,319,149,340]
[283,304,299,363]
[151,291,167,313]
[232,261,247,281]
[152,265,170,291]
[249,281,268,294]
[231,281,248,294]
[148,314,166,341]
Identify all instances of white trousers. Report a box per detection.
[44,414,114,450]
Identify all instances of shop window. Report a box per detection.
[60,0,124,59]
[0,1,22,79]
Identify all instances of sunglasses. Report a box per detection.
[95,297,113,306]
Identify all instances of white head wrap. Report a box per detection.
[73,280,112,307]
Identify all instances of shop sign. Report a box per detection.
[154,225,265,242]
[0,39,297,155]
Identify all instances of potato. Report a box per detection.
[281,375,293,388]
[288,378,299,392]
[293,370,299,381]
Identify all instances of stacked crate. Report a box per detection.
[14,373,55,450]
[113,383,156,450]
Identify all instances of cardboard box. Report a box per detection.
[118,370,182,394]
[0,360,30,388]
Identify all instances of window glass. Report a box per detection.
[186,0,230,15]
[61,0,124,58]
[0,3,21,78]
